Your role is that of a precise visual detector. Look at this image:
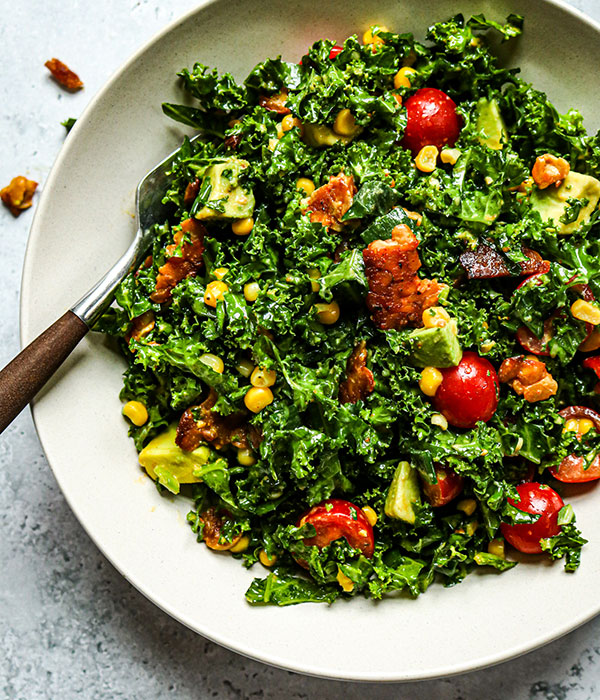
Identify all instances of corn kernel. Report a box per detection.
[236,358,254,378]
[466,521,478,536]
[419,366,443,397]
[199,353,224,374]
[415,145,439,173]
[282,114,302,132]
[276,122,284,139]
[422,306,451,328]
[244,281,260,302]
[363,26,387,46]
[393,66,417,89]
[213,267,228,280]
[315,301,340,325]
[336,567,354,592]
[571,299,600,325]
[488,539,505,559]
[362,506,378,527]
[244,386,274,413]
[296,178,315,196]
[230,535,250,553]
[232,217,254,236]
[563,417,595,436]
[439,148,461,166]
[431,413,448,430]
[308,268,321,292]
[333,109,359,137]
[250,366,276,388]
[268,138,278,151]
[204,280,229,307]
[237,448,256,466]
[457,498,477,516]
[259,550,278,567]
[122,400,148,427]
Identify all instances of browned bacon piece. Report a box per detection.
[150,218,206,303]
[304,173,356,231]
[183,179,200,207]
[499,355,558,402]
[363,224,446,330]
[1,176,37,216]
[126,310,155,345]
[339,341,375,404]
[176,389,250,452]
[459,244,549,280]
[531,154,570,190]
[44,58,83,90]
[258,90,291,115]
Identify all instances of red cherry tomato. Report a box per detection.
[432,352,499,429]
[516,319,553,356]
[329,45,343,59]
[401,88,461,156]
[421,466,464,507]
[550,406,600,483]
[297,498,375,565]
[500,482,563,554]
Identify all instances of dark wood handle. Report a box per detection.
[0,310,88,433]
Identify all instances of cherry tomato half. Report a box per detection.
[432,352,499,429]
[401,87,461,156]
[329,45,343,59]
[549,406,600,483]
[297,498,375,564]
[500,482,563,554]
[421,466,464,507]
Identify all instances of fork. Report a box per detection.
[0,138,188,434]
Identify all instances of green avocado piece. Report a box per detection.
[475,98,507,150]
[138,425,211,493]
[302,123,360,148]
[409,322,463,368]
[384,461,421,524]
[194,157,255,220]
[530,170,600,234]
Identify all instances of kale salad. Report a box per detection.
[99,14,600,605]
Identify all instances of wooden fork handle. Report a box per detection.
[0,311,88,433]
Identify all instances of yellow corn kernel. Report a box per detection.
[276,122,284,139]
[122,400,148,427]
[236,358,254,378]
[333,109,359,137]
[480,340,496,353]
[296,177,315,196]
[571,299,600,325]
[244,386,274,413]
[232,217,254,236]
[199,353,224,374]
[230,535,250,553]
[363,26,388,46]
[308,268,321,292]
[243,281,260,303]
[213,267,228,280]
[268,138,278,151]
[250,366,276,388]
[466,521,478,536]
[422,306,451,328]
[281,114,302,132]
[431,413,448,431]
[315,301,340,325]
[419,366,443,397]
[440,148,461,165]
[336,567,354,592]
[393,66,417,89]
[362,505,378,527]
[259,550,278,567]
[237,448,257,467]
[457,498,477,517]
[415,145,439,173]
[563,417,594,436]
[488,539,505,559]
[204,280,229,307]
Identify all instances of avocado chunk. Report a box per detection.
[194,157,255,221]
[384,461,421,524]
[475,98,507,150]
[530,170,600,234]
[138,425,212,493]
[302,123,361,148]
[409,322,462,368]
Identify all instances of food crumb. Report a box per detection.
[1,176,38,216]
[45,58,83,91]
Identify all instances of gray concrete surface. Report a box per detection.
[1,1,600,698]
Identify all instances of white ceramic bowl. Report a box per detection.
[21,0,600,681]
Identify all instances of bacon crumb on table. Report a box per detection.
[304,173,356,231]
[1,176,38,216]
[339,341,375,404]
[499,355,558,402]
[44,58,84,90]
[363,224,446,330]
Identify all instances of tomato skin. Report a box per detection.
[421,466,464,507]
[432,352,499,429]
[550,406,600,483]
[401,88,461,155]
[329,45,343,59]
[297,498,375,562]
[500,483,563,554]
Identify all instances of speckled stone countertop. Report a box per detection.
[2,1,600,698]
